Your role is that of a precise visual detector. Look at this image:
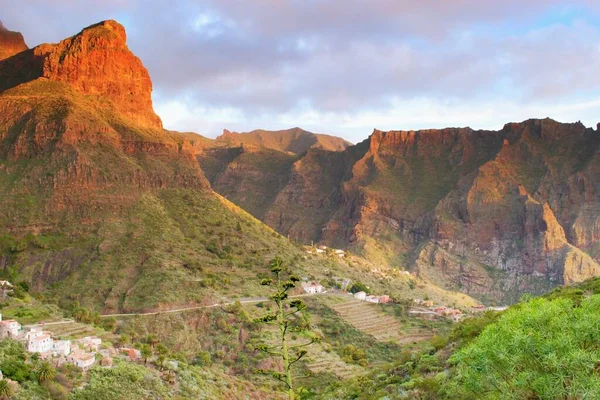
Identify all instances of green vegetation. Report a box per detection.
[450,295,600,399]
[255,257,319,400]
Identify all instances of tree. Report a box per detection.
[35,360,56,383]
[349,282,368,294]
[140,344,152,366]
[155,344,169,370]
[145,334,159,348]
[0,379,14,400]
[194,350,212,367]
[255,257,319,400]
[100,317,117,332]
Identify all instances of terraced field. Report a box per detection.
[304,344,365,379]
[331,300,432,344]
[43,322,98,339]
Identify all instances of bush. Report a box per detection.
[349,282,368,294]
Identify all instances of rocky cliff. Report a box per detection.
[200,119,600,303]
[0,21,28,61]
[0,20,161,128]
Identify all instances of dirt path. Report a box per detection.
[99,292,344,318]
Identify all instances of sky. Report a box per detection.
[3,0,600,143]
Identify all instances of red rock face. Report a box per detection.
[41,21,161,129]
[0,21,28,61]
[0,20,161,129]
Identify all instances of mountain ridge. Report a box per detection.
[216,127,352,154]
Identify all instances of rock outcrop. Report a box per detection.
[0,21,27,61]
[0,20,161,128]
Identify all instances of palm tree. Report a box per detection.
[140,344,152,365]
[0,379,14,400]
[146,334,159,348]
[35,361,56,383]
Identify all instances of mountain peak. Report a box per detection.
[42,19,162,128]
[0,19,161,129]
[0,21,28,61]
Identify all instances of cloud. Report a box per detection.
[3,0,600,142]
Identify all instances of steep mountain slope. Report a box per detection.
[216,127,352,153]
[200,121,600,303]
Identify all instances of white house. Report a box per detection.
[301,282,324,294]
[0,318,21,339]
[78,336,102,352]
[53,340,71,357]
[353,291,367,300]
[27,333,53,354]
[67,352,96,370]
[333,249,345,258]
[365,295,380,303]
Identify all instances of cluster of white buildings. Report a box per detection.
[353,291,391,304]
[305,245,346,258]
[0,313,102,370]
[24,327,102,370]
[411,299,465,322]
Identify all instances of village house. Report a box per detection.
[27,333,53,354]
[487,306,508,312]
[301,282,324,294]
[378,295,391,303]
[53,340,71,357]
[353,291,367,300]
[0,316,21,339]
[432,306,463,318]
[77,336,102,352]
[67,351,96,370]
[333,249,345,258]
[120,347,141,362]
[365,295,380,303]
[24,326,43,339]
[364,294,391,304]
